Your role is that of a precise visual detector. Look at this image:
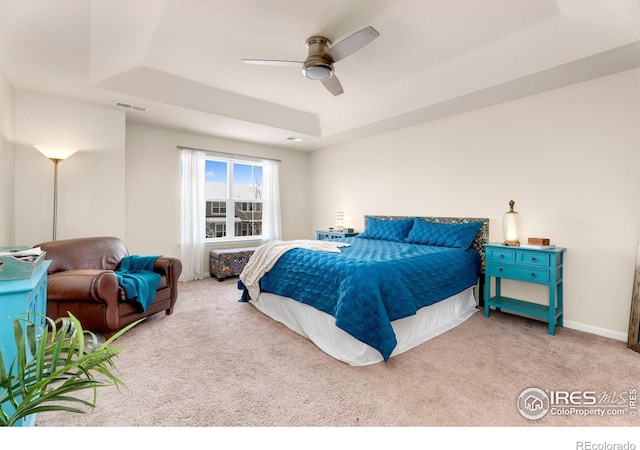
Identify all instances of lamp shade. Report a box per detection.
[34,145,78,160]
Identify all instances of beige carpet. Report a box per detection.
[35,277,639,429]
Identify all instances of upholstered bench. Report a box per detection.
[209,247,256,281]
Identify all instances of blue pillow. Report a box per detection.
[405,219,483,249]
[358,217,415,242]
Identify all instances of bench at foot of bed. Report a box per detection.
[209,247,256,281]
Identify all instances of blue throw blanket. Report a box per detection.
[239,238,480,361]
[115,255,161,312]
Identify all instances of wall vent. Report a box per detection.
[114,101,148,112]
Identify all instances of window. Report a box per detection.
[180,148,279,281]
[205,158,263,241]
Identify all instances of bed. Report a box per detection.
[238,215,489,366]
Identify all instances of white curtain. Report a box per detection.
[261,159,282,241]
[179,149,206,281]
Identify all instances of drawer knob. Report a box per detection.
[531,257,537,262]
[498,268,503,273]
[500,254,505,259]
[530,273,536,278]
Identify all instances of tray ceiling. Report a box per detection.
[0,0,638,150]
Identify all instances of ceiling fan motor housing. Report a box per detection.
[302,36,334,80]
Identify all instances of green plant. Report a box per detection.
[0,314,140,426]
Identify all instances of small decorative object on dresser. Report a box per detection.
[528,237,550,246]
[316,230,359,240]
[628,232,640,352]
[484,243,566,335]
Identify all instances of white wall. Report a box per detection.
[310,68,640,340]
[6,69,637,341]
[0,68,15,246]
[124,123,312,265]
[14,90,126,245]
[8,92,310,273]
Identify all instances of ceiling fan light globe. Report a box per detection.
[303,64,332,80]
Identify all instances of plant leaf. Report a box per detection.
[0,315,143,426]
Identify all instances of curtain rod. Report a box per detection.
[177,145,281,162]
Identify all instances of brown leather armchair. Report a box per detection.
[35,236,182,337]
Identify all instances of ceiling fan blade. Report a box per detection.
[321,75,344,96]
[242,59,302,67]
[325,26,379,63]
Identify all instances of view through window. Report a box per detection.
[205,158,263,240]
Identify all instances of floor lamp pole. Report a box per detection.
[34,145,78,242]
[50,158,61,241]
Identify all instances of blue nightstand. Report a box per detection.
[0,260,51,426]
[316,230,359,240]
[483,243,565,335]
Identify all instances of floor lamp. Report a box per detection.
[34,145,78,241]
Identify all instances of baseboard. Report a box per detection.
[484,306,629,343]
[563,320,628,342]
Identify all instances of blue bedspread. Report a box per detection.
[239,237,480,361]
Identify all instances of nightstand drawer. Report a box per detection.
[518,251,551,267]
[486,264,550,283]
[486,247,516,263]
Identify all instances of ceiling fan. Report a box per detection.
[242,26,380,96]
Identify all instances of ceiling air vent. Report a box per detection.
[114,101,148,113]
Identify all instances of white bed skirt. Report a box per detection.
[249,286,478,366]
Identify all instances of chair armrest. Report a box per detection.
[47,270,120,307]
[154,257,182,309]
[154,256,182,285]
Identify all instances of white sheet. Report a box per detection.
[249,286,478,366]
[239,239,349,301]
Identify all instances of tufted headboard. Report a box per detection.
[364,215,490,269]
